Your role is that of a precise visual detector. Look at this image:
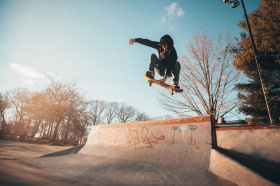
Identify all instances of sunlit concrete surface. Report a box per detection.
[2,117,279,186]
[23,116,237,186]
[0,160,97,186]
[0,140,97,186]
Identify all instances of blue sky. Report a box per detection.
[0,0,260,119]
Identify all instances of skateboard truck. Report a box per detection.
[148,80,152,87]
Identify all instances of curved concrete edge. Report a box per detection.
[209,149,279,186]
[98,115,211,129]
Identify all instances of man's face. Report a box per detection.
[162,43,168,50]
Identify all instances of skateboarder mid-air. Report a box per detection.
[129,35,181,89]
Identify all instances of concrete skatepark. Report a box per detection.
[11,115,280,185]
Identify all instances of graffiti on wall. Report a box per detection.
[109,126,165,150]
[171,125,179,144]
[163,126,170,137]
[180,125,188,142]
[95,123,211,150]
[198,124,209,145]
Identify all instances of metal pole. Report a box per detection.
[240,0,275,124]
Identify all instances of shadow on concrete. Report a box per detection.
[215,146,280,185]
[41,144,85,158]
[24,153,237,186]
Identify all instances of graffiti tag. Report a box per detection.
[109,126,165,150]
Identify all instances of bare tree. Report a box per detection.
[134,112,151,121]
[0,92,10,131]
[61,91,89,144]
[7,88,31,135]
[159,30,242,120]
[116,103,137,123]
[42,75,82,142]
[104,102,118,124]
[0,75,99,144]
[29,91,46,138]
[88,100,107,125]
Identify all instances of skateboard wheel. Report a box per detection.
[148,80,152,87]
[171,89,174,95]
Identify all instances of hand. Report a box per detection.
[158,76,168,84]
[129,39,135,45]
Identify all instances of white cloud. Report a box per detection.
[10,63,44,79]
[10,63,62,83]
[169,26,174,31]
[158,16,166,25]
[177,7,185,17]
[20,77,35,85]
[165,3,177,18]
[165,3,185,19]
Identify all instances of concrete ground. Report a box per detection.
[0,140,96,186]
[1,116,279,186]
[0,140,70,159]
[0,160,96,186]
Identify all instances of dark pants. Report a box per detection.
[149,54,180,85]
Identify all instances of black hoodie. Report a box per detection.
[135,35,178,76]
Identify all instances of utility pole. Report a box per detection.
[221,0,275,124]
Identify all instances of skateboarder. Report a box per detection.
[129,35,181,88]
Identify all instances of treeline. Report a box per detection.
[0,77,171,145]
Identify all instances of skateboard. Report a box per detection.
[144,75,183,95]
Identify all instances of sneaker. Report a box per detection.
[173,84,180,89]
[146,71,154,79]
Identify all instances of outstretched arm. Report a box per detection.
[129,38,159,49]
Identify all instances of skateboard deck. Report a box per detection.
[144,75,183,95]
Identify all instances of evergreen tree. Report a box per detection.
[231,0,280,119]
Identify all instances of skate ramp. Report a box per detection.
[20,116,280,185]
[79,115,213,167]
[23,116,236,185]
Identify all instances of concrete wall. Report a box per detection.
[216,125,280,165]
[79,116,213,168]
